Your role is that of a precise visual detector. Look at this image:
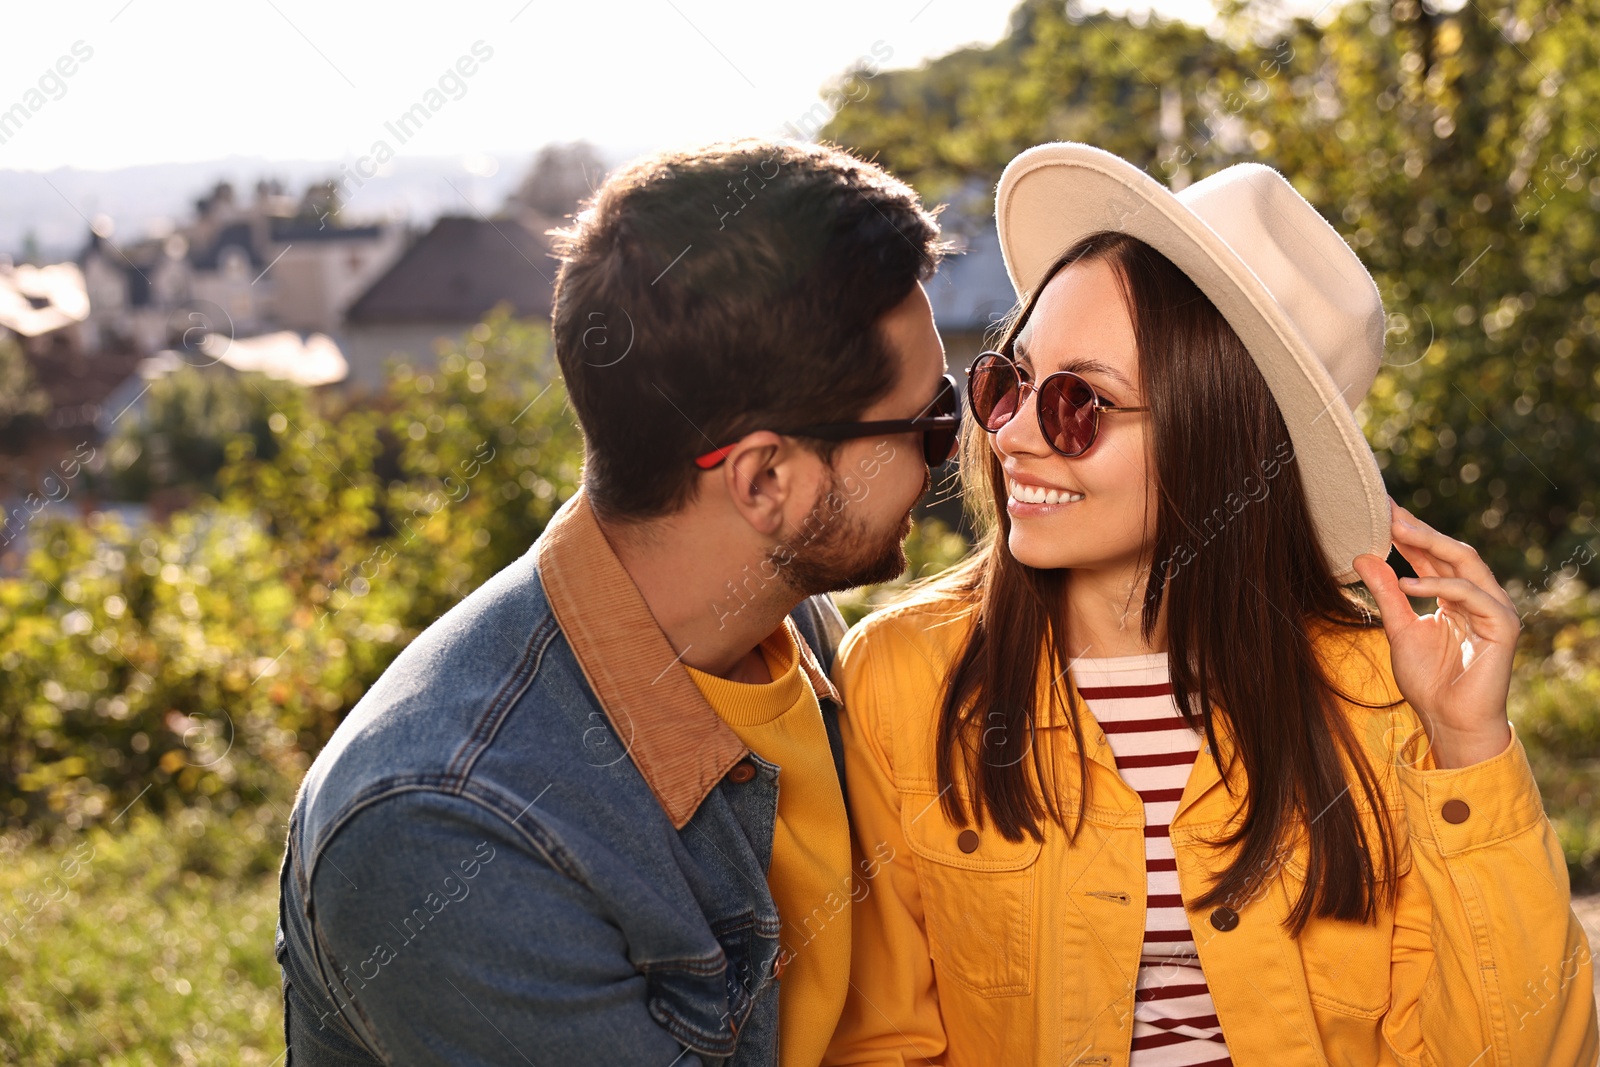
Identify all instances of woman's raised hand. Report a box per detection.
[1351,496,1518,769]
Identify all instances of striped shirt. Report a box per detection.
[1073,652,1233,1067]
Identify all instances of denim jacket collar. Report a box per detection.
[535,487,842,829]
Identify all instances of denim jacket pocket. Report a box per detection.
[644,908,780,1060]
[901,789,1043,997]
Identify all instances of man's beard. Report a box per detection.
[779,462,929,597]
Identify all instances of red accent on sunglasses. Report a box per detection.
[694,444,739,470]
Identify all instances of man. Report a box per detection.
[275,138,955,1065]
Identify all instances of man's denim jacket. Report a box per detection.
[275,487,850,1066]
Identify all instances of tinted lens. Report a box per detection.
[922,376,960,465]
[968,353,1020,431]
[1038,372,1098,456]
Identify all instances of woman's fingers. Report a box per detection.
[1389,501,1516,611]
[1387,500,1447,580]
[1393,573,1519,641]
[1351,552,1418,631]
[1389,533,1445,580]
[1390,503,1469,578]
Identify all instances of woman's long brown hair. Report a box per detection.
[923,231,1404,933]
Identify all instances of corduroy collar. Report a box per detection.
[535,487,842,829]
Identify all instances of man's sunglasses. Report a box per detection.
[966,351,1148,458]
[694,374,962,470]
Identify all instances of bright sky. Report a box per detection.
[0,0,1220,173]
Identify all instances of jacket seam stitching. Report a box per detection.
[1308,988,1387,1019]
[648,1002,737,1058]
[1457,858,1513,1060]
[637,955,728,976]
[301,780,596,1040]
[444,611,560,784]
[312,936,392,1062]
[311,779,588,888]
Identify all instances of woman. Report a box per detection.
[822,144,1597,1067]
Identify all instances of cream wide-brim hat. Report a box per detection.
[994,142,1392,585]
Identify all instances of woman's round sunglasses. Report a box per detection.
[965,350,1147,457]
[693,374,962,470]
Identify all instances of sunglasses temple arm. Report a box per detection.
[693,444,738,469]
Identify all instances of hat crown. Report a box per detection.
[1176,163,1385,414]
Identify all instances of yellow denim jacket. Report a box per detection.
[822,595,1598,1067]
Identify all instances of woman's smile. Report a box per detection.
[1005,474,1086,514]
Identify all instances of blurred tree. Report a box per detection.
[0,333,50,444]
[0,310,580,829]
[505,141,607,220]
[1266,0,1600,592]
[298,178,342,224]
[822,0,1600,587]
[101,368,291,502]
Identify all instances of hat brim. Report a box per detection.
[995,143,1391,586]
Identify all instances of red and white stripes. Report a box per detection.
[1074,652,1233,1067]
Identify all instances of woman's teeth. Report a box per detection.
[1008,479,1085,505]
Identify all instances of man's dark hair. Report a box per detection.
[550,139,944,521]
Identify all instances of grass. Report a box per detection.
[0,802,286,1066]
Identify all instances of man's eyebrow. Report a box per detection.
[1012,338,1133,390]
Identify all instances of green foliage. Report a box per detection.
[0,333,50,441]
[1510,577,1600,890]
[102,369,292,501]
[825,0,1600,587]
[0,804,285,1065]
[0,308,580,832]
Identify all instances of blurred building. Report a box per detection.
[126,329,348,390]
[0,176,414,494]
[340,214,555,388]
[926,219,1016,375]
[0,259,91,348]
[78,179,403,361]
[0,256,141,439]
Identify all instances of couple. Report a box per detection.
[275,140,1598,1066]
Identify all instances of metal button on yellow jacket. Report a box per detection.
[822,596,1599,1067]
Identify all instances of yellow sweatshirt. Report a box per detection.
[686,624,853,1067]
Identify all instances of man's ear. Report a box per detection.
[717,431,801,538]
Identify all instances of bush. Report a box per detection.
[1510,576,1600,891]
[101,369,294,502]
[0,309,581,832]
